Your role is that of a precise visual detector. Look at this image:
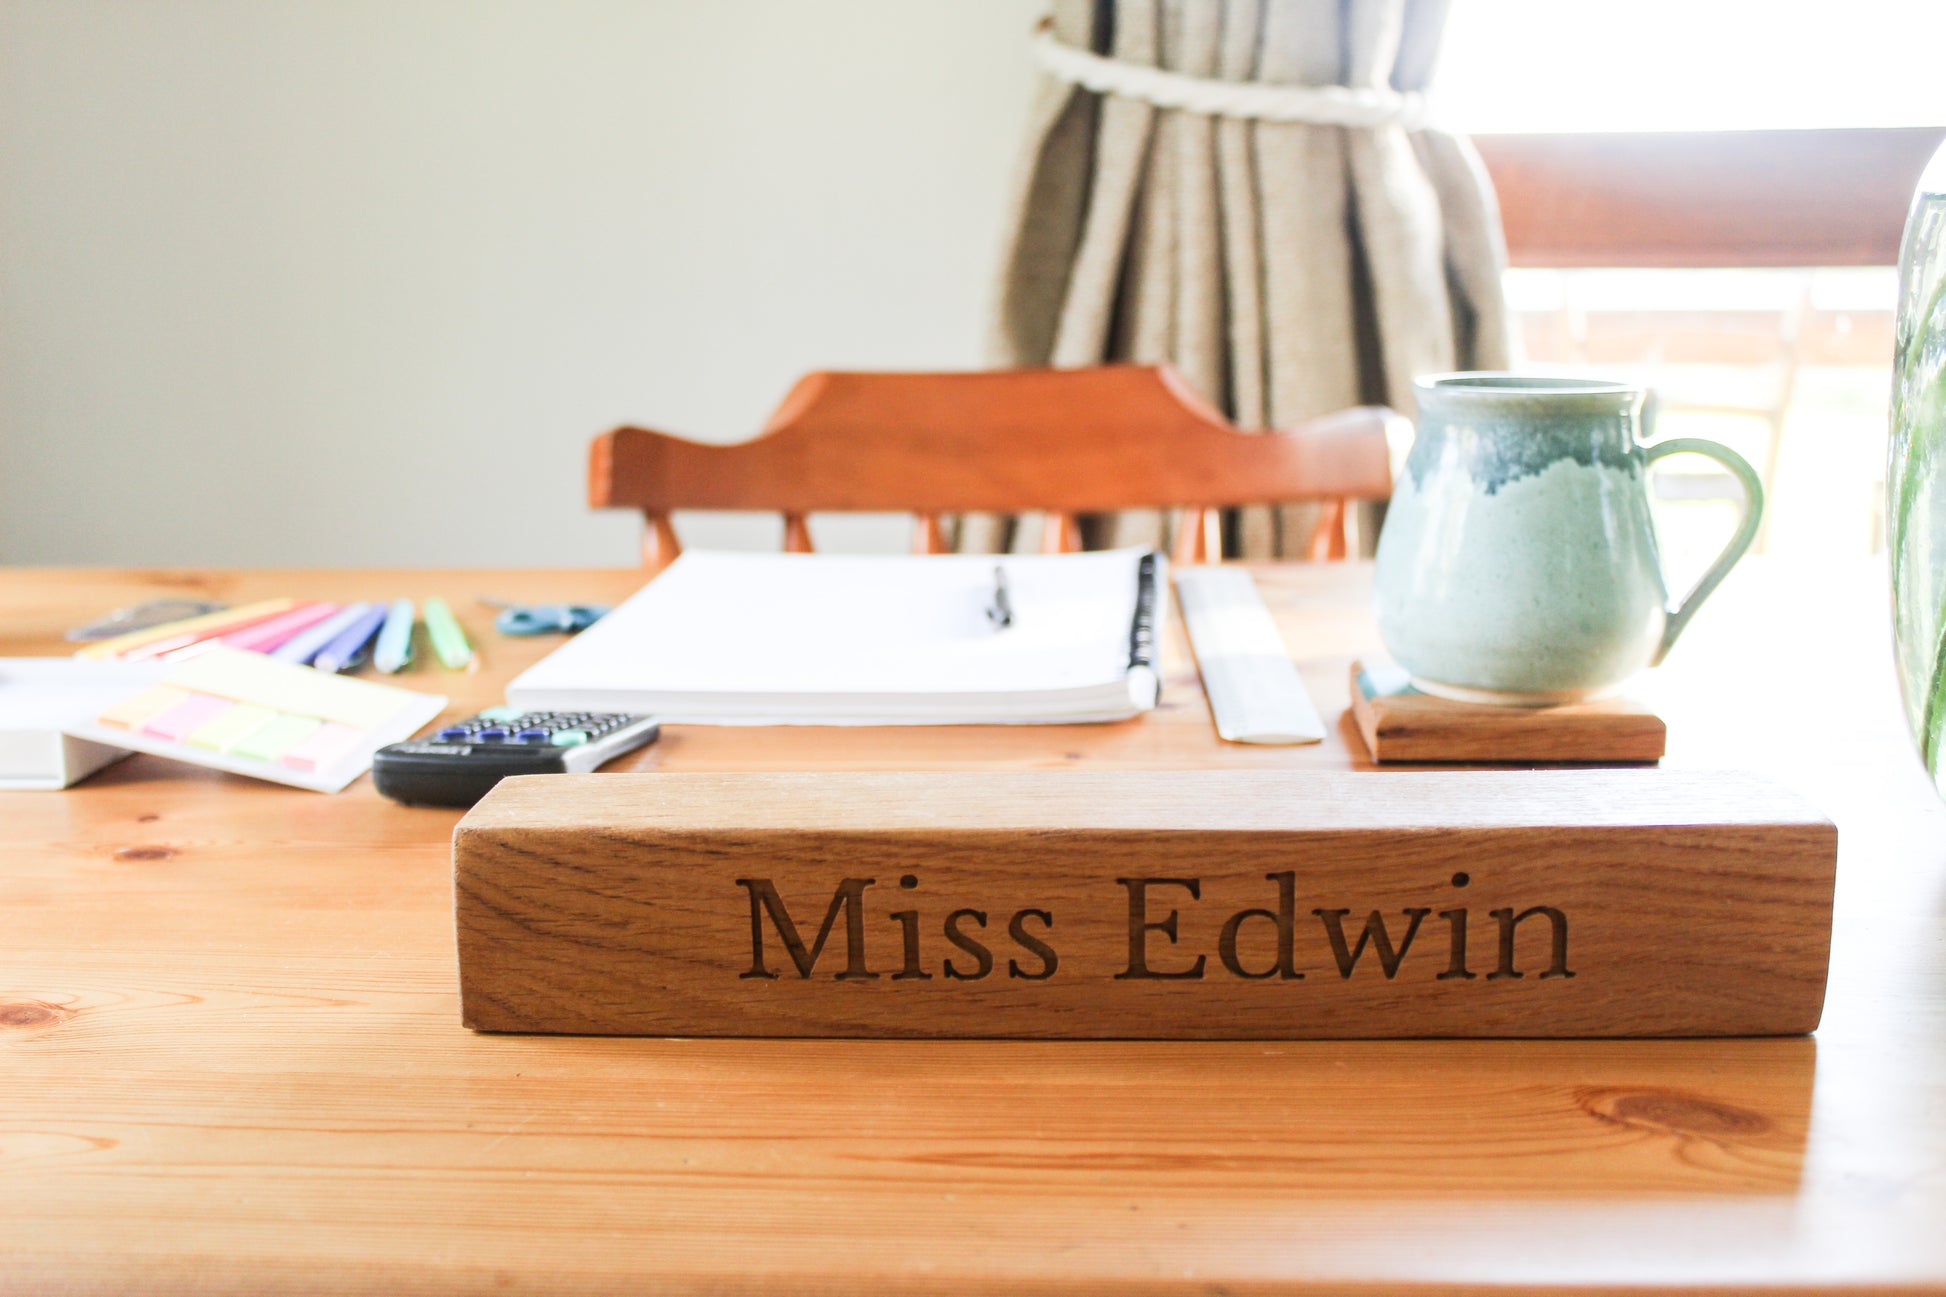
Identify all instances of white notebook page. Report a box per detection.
[507,549,1161,723]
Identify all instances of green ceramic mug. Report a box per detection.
[1373,373,1764,705]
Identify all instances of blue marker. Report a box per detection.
[312,603,387,674]
[273,601,374,666]
[373,598,416,674]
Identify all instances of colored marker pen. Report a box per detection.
[373,598,416,674]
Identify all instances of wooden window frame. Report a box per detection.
[1475,127,1946,268]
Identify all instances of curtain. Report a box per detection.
[978,0,1512,557]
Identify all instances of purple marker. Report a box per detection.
[311,603,388,674]
[273,601,374,665]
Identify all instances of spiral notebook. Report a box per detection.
[506,548,1164,725]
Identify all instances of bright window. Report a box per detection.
[1441,0,1946,134]
[1507,267,1896,570]
[1441,1,1940,566]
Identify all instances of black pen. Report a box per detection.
[986,565,1014,630]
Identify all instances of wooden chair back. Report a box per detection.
[589,365,1400,571]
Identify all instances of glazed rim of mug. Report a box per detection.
[1415,371,1641,397]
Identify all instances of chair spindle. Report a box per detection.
[1041,513,1080,554]
[913,514,949,555]
[643,512,682,575]
[1307,499,1349,561]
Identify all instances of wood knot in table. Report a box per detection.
[1578,1086,1772,1140]
[0,1000,74,1033]
[114,845,176,862]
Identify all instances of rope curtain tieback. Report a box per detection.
[1030,19,1433,130]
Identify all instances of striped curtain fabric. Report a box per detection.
[980,0,1512,557]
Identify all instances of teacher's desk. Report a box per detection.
[3,560,1942,1295]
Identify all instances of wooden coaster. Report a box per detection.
[1348,660,1666,764]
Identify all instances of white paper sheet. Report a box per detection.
[0,658,167,787]
[507,549,1164,724]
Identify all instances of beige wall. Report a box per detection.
[0,0,1044,566]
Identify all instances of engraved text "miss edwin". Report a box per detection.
[733,872,1574,983]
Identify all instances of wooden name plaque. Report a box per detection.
[453,771,1836,1039]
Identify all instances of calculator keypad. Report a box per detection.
[376,709,659,807]
[435,712,636,746]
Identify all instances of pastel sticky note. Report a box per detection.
[59,660,445,793]
[186,702,280,752]
[230,713,323,763]
[279,721,367,773]
[78,600,297,660]
[141,692,233,742]
[97,684,192,730]
[165,647,422,729]
[217,602,341,654]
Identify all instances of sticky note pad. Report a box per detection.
[186,702,279,752]
[167,647,421,729]
[97,685,192,730]
[231,714,323,763]
[142,692,233,742]
[65,645,447,793]
[280,722,366,773]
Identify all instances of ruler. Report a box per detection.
[1174,566,1326,745]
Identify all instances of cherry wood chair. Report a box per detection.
[589,365,1401,572]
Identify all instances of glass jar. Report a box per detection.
[1890,139,1946,797]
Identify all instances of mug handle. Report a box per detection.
[1642,437,1765,665]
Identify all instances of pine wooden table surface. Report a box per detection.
[3,560,1942,1295]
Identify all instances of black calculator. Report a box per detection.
[372,707,660,807]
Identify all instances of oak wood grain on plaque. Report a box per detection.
[454,769,1835,1039]
[1348,661,1668,764]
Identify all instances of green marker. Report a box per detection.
[423,597,473,670]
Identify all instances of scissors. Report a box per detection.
[476,598,609,637]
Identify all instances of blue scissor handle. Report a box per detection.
[493,604,609,636]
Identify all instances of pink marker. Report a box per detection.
[123,606,295,662]
[213,602,341,655]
